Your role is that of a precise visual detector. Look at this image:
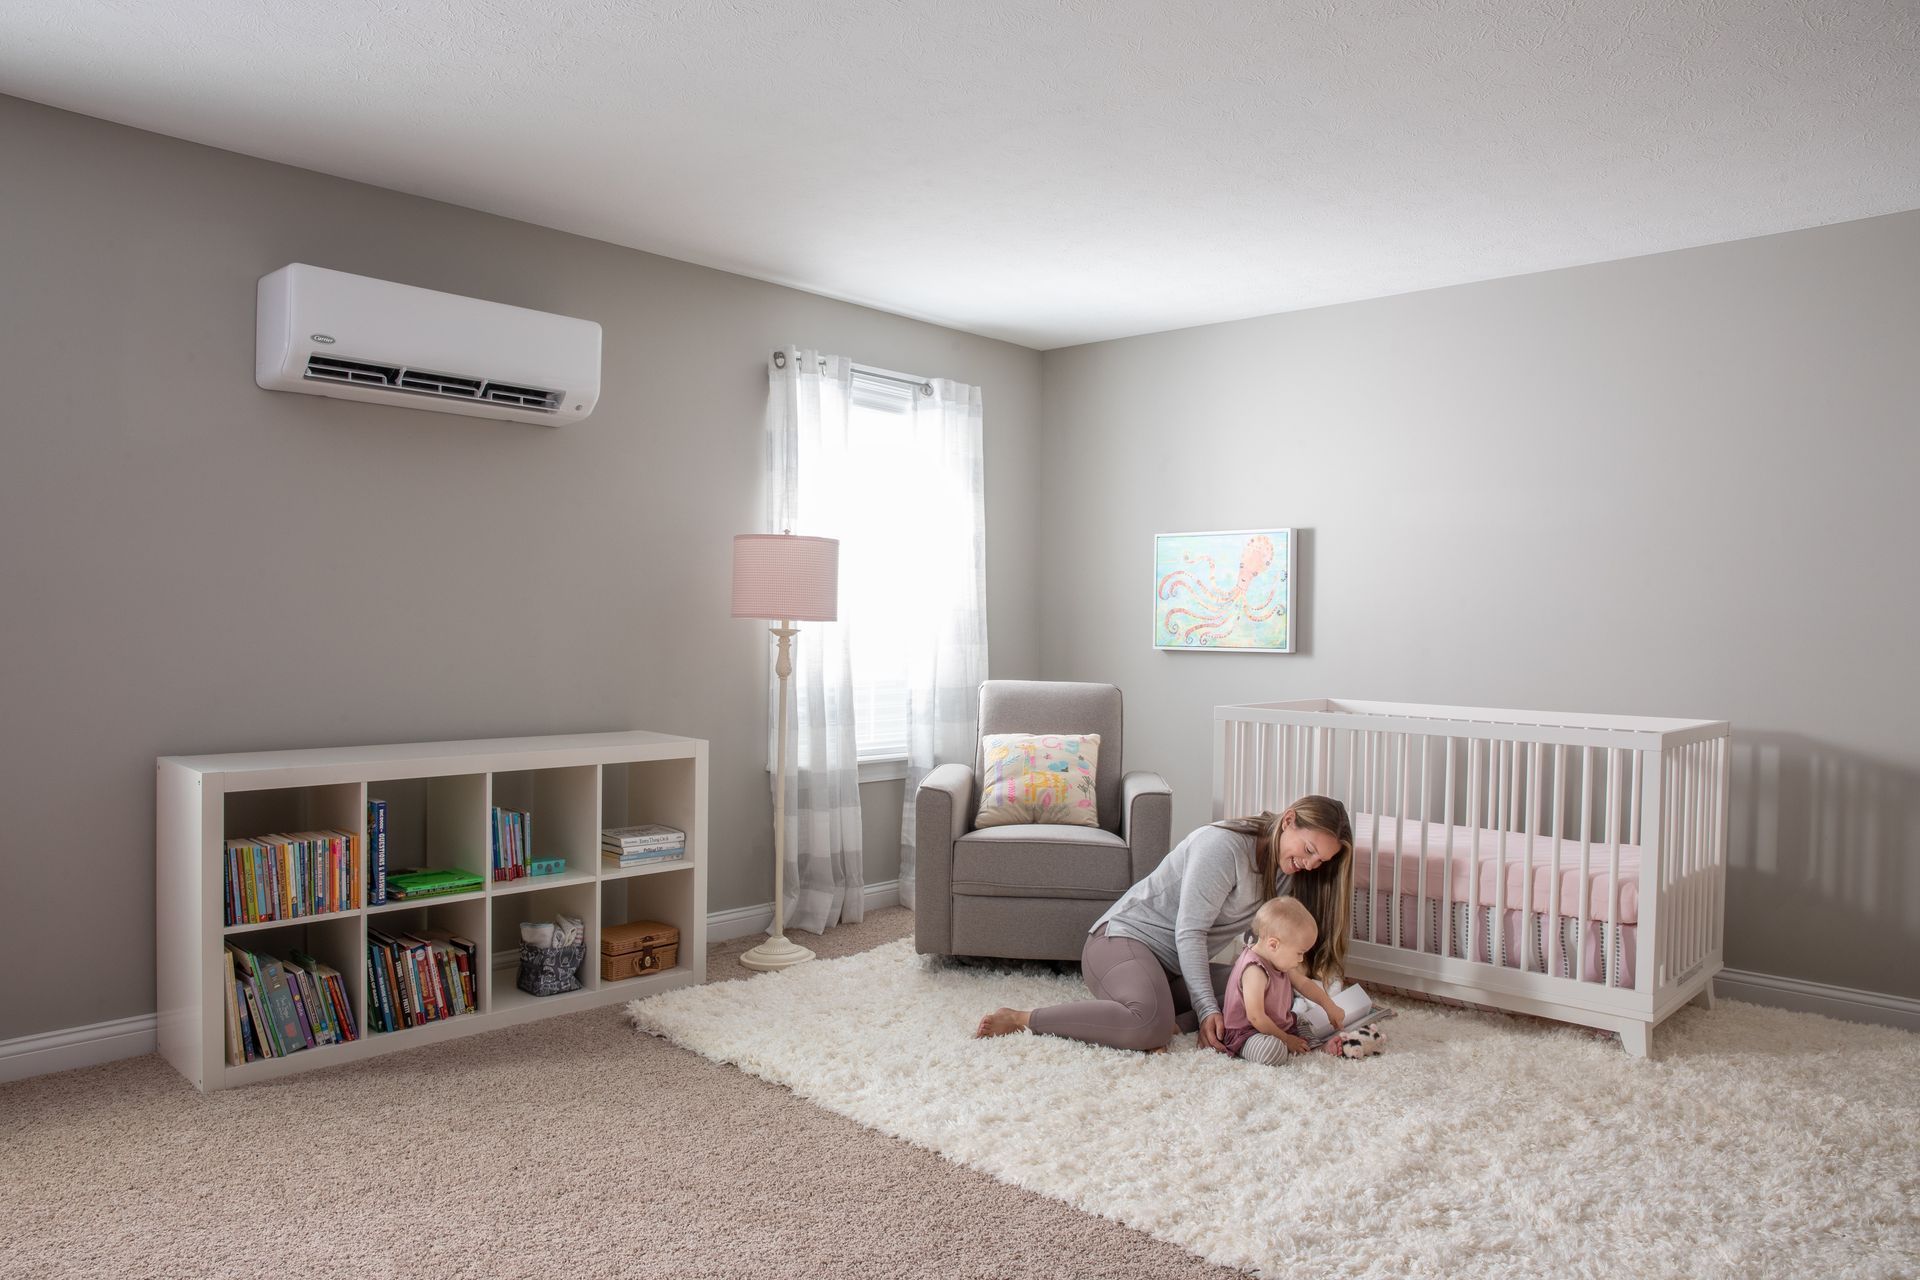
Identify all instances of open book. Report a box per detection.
[1292,982,1395,1047]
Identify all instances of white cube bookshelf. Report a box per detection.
[157,730,707,1091]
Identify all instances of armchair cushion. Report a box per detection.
[975,733,1102,828]
[951,825,1132,899]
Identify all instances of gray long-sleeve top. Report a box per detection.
[1093,822,1274,1023]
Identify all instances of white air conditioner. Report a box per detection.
[256,264,601,425]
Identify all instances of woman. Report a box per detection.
[975,795,1354,1054]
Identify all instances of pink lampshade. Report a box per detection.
[731,533,839,621]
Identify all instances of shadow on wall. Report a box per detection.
[1727,729,1920,998]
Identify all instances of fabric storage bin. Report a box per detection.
[518,939,585,996]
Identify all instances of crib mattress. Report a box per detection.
[1351,812,1640,925]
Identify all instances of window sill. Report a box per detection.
[762,757,909,783]
[858,756,909,784]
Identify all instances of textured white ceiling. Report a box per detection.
[3,1,1916,348]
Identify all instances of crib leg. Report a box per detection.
[1690,983,1717,1011]
[1618,1022,1651,1059]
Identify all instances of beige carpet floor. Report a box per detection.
[0,908,1236,1280]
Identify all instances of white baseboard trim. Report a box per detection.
[0,881,890,1086]
[707,880,903,943]
[0,1013,158,1085]
[1716,969,1920,1033]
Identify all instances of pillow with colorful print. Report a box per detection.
[974,733,1101,829]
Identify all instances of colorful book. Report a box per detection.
[385,866,484,899]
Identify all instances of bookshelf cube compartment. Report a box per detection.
[364,895,487,1035]
[367,773,488,886]
[490,881,599,1013]
[599,871,694,987]
[601,757,696,877]
[489,764,599,889]
[223,782,365,924]
[222,914,365,1069]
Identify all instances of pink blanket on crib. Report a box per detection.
[1351,812,1641,925]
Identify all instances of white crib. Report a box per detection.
[1213,699,1730,1057]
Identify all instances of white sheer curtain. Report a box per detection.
[897,377,988,910]
[765,348,864,933]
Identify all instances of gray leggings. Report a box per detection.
[1027,926,1230,1052]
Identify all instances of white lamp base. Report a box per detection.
[739,933,816,972]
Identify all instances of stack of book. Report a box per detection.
[224,942,359,1064]
[492,805,533,881]
[224,830,360,926]
[366,927,477,1032]
[603,823,685,869]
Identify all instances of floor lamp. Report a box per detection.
[731,531,840,972]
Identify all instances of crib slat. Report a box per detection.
[1629,739,1642,846]
[1702,738,1716,964]
[1697,740,1712,971]
[1550,743,1565,978]
[1577,745,1592,984]
[1525,741,1543,974]
[1346,728,1358,832]
[1675,742,1687,976]
[1493,739,1510,968]
[1680,741,1694,976]
[1391,732,1406,949]
[1469,738,1485,965]
[1442,736,1457,961]
[1606,746,1622,988]
[1417,734,1431,957]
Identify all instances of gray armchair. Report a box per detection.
[913,680,1173,962]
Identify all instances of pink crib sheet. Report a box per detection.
[1350,812,1641,925]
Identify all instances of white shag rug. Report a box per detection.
[629,940,1919,1278]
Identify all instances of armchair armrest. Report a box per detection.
[1120,770,1173,883]
[913,762,974,956]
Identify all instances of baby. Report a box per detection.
[1222,897,1383,1063]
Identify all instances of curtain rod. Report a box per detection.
[772,349,933,395]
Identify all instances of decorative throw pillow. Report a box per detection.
[975,733,1101,828]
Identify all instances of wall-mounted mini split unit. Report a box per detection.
[256,264,601,425]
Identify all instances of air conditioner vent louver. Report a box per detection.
[304,356,558,413]
[307,355,399,387]
[398,369,482,398]
[481,382,562,411]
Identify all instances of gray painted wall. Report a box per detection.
[1040,211,1920,999]
[0,97,1041,1040]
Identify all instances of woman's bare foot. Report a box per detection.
[975,1007,1032,1038]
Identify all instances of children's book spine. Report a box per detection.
[366,942,393,1033]
[235,978,260,1062]
[368,800,388,906]
[285,969,318,1049]
[327,971,358,1040]
[384,942,414,1028]
[222,948,243,1065]
[242,977,278,1058]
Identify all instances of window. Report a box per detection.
[782,350,982,778]
[839,371,919,761]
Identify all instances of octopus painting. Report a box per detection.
[1153,529,1293,651]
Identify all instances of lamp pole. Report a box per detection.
[741,620,814,971]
